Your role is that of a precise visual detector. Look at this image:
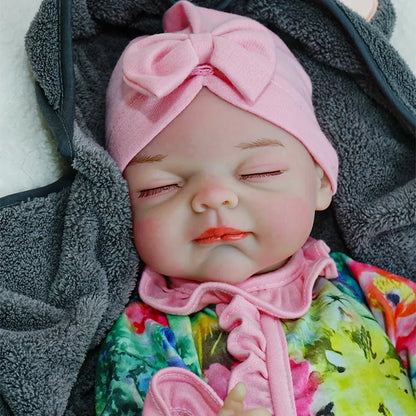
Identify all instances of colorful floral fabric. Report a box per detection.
[96,253,416,415]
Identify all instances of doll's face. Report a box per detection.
[124,88,332,283]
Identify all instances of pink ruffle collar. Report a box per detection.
[139,238,338,319]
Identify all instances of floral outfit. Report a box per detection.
[96,239,416,415]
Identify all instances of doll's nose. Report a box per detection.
[191,183,238,213]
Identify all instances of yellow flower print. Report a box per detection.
[310,325,416,415]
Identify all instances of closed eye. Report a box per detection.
[137,184,180,198]
[239,170,284,180]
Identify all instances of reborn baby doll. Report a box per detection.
[96,2,416,415]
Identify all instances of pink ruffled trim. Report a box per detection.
[143,367,223,416]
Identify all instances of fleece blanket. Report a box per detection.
[0,0,415,415]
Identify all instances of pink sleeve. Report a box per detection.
[143,367,223,416]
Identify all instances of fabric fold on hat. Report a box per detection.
[106,0,338,193]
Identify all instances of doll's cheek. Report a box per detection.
[132,217,166,261]
[257,196,315,237]
[132,217,189,277]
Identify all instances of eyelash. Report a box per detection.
[137,170,283,198]
[239,170,283,180]
[137,184,180,198]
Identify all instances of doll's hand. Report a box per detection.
[217,383,271,416]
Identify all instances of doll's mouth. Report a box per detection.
[194,227,249,244]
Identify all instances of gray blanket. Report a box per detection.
[0,0,414,415]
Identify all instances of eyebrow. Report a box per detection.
[129,153,167,164]
[236,138,284,149]
[128,138,283,164]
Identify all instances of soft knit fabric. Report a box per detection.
[96,241,416,415]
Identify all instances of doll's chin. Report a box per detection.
[255,257,290,275]
[146,248,291,283]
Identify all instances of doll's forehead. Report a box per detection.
[126,88,316,168]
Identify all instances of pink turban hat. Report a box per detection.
[106,0,338,193]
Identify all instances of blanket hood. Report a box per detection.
[0,1,415,415]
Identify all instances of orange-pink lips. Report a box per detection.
[194,227,249,244]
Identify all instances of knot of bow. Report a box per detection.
[122,19,276,103]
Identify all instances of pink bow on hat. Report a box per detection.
[122,18,276,103]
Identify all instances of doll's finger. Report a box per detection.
[219,383,247,415]
[226,382,247,403]
[243,408,272,416]
[216,409,234,416]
